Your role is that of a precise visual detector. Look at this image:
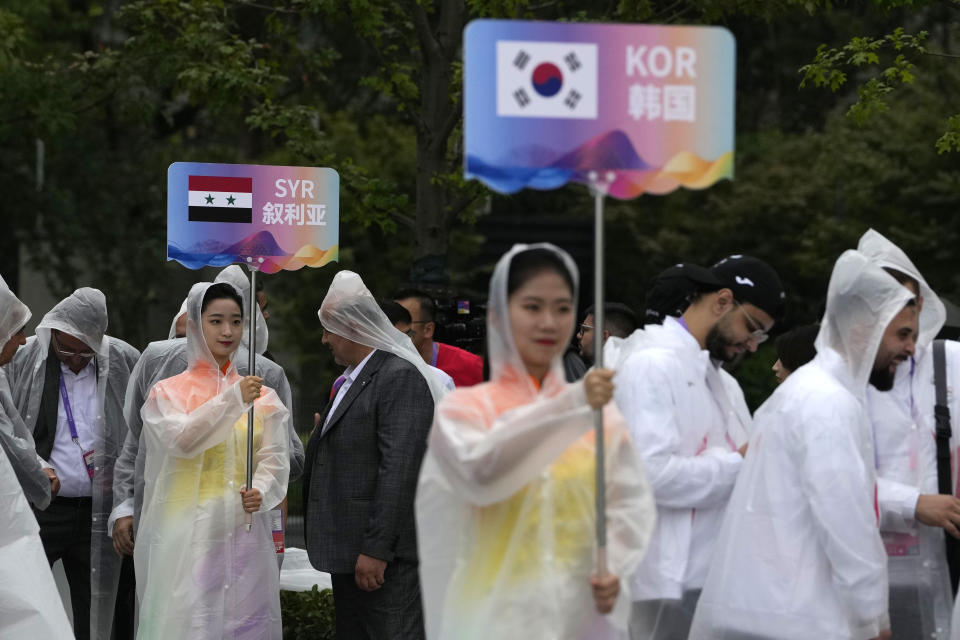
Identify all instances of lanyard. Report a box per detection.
[59,373,96,481]
[58,374,82,444]
[431,341,439,367]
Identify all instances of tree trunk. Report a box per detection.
[410,0,466,283]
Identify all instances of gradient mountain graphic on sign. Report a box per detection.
[224,230,287,256]
[550,130,652,171]
[466,128,732,198]
[168,229,338,274]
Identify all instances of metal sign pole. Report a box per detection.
[590,173,609,576]
[245,267,258,532]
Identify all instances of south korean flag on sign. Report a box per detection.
[496,40,598,119]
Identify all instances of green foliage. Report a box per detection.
[935,114,960,153]
[0,9,27,68]
[736,343,778,412]
[798,15,960,147]
[280,586,335,640]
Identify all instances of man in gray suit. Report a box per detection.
[304,271,436,639]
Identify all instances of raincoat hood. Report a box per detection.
[166,297,188,340]
[486,243,579,397]
[0,275,30,347]
[183,281,240,375]
[815,249,915,394]
[318,270,446,403]
[0,276,49,510]
[214,265,268,354]
[36,287,108,356]
[857,228,945,348]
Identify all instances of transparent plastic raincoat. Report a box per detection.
[859,228,953,638]
[415,243,656,640]
[606,327,753,446]
[0,276,50,509]
[134,281,289,639]
[167,298,188,340]
[6,287,139,640]
[0,275,74,639]
[110,280,302,537]
[952,589,960,640]
[611,318,754,637]
[318,269,450,404]
[690,250,912,640]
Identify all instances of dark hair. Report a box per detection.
[584,302,637,338]
[775,324,819,373]
[379,299,412,326]
[883,267,920,306]
[882,267,918,289]
[393,288,436,323]
[507,248,574,297]
[201,283,244,315]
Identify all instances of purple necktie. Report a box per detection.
[329,375,346,400]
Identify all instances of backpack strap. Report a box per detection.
[934,340,952,495]
[932,339,960,594]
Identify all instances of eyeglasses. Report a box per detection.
[735,301,770,344]
[52,333,95,358]
[577,323,594,335]
[403,328,416,338]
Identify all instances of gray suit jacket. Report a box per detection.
[303,350,434,574]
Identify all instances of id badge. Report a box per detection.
[269,508,284,554]
[82,449,96,480]
[882,531,920,557]
[270,508,284,570]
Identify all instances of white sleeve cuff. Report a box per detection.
[39,456,52,470]
[902,489,921,524]
[106,498,135,537]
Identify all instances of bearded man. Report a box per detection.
[614,255,785,640]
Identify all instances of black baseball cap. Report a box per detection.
[710,255,786,322]
[643,263,723,324]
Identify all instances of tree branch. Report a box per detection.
[435,0,466,60]
[409,1,442,61]
[445,191,479,219]
[0,90,116,128]
[390,210,417,229]
[437,97,462,146]
[236,0,298,14]
[923,50,960,59]
[652,1,685,22]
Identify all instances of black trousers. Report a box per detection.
[330,559,425,640]
[112,554,136,640]
[35,496,93,640]
[629,590,702,640]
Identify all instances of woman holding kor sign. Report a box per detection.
[416,243,656,640]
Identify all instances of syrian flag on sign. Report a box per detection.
[496,40,598,120]
[188,176,253,223]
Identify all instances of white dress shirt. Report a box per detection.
[48,361,97,497]
[322,349,376,434]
